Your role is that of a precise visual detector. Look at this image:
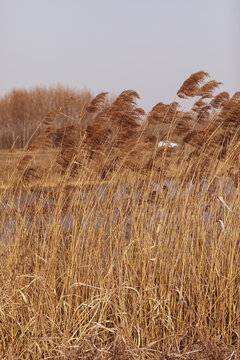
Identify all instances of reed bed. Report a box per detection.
[0,72,239,359]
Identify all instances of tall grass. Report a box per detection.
[0,71,239,359]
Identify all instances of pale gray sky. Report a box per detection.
[0,0,239,111]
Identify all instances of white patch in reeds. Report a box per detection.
[218,219,225,231]
[156,224,161,234]
[19,290,28,304]
[218,196,232,212]
[158,141,178,148]
[125,286,141,299]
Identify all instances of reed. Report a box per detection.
[0,72,239,359]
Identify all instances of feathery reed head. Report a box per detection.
[177,70,210,98]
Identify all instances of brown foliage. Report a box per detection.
[0,86,91,149]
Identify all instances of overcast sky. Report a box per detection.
[0,0,239,111]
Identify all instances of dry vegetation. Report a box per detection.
[0,72,239,359]
[0,86,92,149]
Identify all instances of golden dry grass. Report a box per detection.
[0,72,239,359]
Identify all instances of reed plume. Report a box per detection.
[147,101,179,125]
[177,70,209,98]
[85,91,109,113]
[210,91,230,108]
[198,79,222,97]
